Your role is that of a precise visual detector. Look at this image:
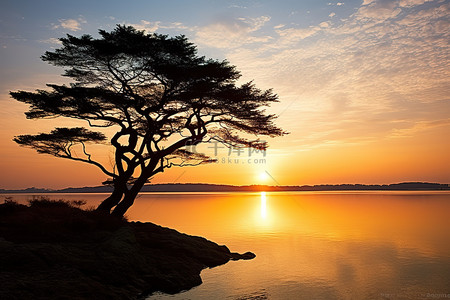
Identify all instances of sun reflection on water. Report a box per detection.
[260,192,267,219]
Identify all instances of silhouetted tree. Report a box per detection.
[11,25,285,216]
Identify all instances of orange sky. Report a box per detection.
[0,0,449,189]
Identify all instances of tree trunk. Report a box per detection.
[111,177,147,217]
[110,192,136,217]
[96,182,126,213]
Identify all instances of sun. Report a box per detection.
[259,171,269,181]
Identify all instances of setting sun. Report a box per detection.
[259,171,269,182]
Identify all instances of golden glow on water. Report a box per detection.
[131,191,450,299]
[123,192,450,257]
[260,192,267,219]
[9,192,448,299]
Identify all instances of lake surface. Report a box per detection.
[4,191,450,299]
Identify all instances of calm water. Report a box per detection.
[4,191,450,299]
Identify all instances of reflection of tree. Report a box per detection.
[11,25,286,216]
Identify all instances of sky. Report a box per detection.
[0,0,449,189]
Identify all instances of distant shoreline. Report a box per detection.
[1,182,449,194]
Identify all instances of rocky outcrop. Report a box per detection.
[0,201,254,299]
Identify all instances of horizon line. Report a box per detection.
[1,181,449,193]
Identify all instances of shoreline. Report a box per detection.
[1,182,449,194]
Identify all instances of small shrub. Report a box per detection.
[0,196,27,216]
[28,196,69,208]
[71,200,87,208]
[3,196,17,205]
[28,196,86,209]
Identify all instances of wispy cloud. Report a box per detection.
[127,20,190,33]
[389,118,450,138]
[128,20,160,32]
[328,2,345,6]
[52,18,86,31]
[39,37,62,45]
[194,16,272,48]
[275,25,322,41]
[356,0,402,20]
[399,0,434,7]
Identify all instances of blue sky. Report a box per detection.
[0,0,356,72]
[0,0,449,188]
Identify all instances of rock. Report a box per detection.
[230,251,257,260]
[0,202,255,299]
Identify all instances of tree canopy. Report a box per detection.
[11,25,286,216]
